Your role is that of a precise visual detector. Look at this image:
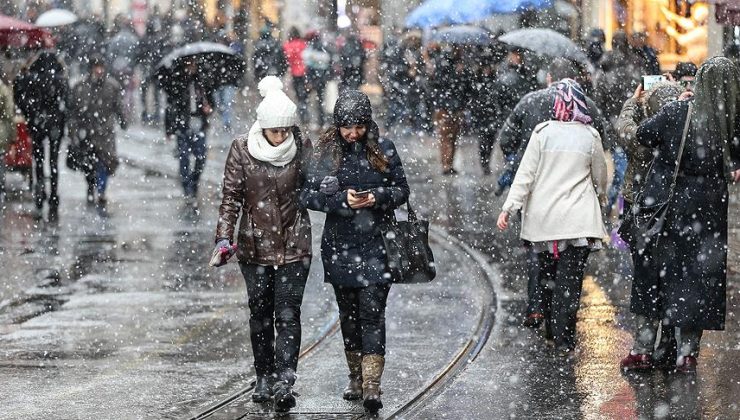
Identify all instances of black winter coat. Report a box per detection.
[13,53,68,131]
[302,127,409,287]
[635,100,740,329]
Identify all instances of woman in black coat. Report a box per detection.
[626,57,740,373]
[301,90,409,413]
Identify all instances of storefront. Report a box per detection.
[582,0,725,69]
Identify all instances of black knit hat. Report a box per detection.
[333,89,372,127]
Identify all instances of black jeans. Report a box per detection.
[333,284,391,356]
[29,121,63,209]
[240,261,309,382]
[534,246,590,350]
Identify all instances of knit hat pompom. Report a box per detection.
[256,76,297,128]
[258,75,284,98]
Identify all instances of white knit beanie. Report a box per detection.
[256,76,297,129]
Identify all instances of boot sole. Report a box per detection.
[343,392,363,401]
[363,398,383,413]
[252,394,271,403]
[275,393,296,412]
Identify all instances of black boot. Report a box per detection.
[653,326,678,370]
[252,376,273,403]
[273,381,296,413]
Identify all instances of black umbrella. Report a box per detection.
[498,28,588,63]
[153,41,245,89]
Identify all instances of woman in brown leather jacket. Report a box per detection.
[213,76,312,412]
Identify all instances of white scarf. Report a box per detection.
[247,121,297,167]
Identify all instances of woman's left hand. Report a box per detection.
[347,189,376,209]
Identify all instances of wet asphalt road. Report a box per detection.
[0,115,739,419]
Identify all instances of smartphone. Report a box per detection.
[354,190,371,198]
[642,75,666,91]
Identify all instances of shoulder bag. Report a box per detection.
[382,202,436,284]
[633,102,693,245]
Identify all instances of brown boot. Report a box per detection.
[342,351,363,400]
[362,354,385,413]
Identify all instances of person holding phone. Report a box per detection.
[301,89,409,414]
[213,76,313,412]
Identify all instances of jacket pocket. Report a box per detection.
[286,212,312,254]
[237,211,257,259]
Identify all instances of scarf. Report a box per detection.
[247,121,297,167]
[552,78,592,125]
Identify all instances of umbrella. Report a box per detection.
[154,42,246,89]
[406,0,552,28]
[427,25,494,45]
[498,28,588,63]
[0,14,53,48]
[35,9,78,27]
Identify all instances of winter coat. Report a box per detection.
[503,121,608,242]
[253,35,288,80]
[163,74,213,136]
[217,127,313,265]
[634,99,740,329]
[492,62,538,126]
[13,52,68,132]
[301,124,409,287]
[339,35,366,89]
[427,47,472,112]
[593,49,643,124]
[0,80,14,153]
[615,83,682,203]
[68,74,126,174]
[498,86,614,166]
[283,38,307,78]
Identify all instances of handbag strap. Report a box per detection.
[670,102,693,191]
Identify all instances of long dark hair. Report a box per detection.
[315,121,389,173]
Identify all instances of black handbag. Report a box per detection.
[632,102,692,244]
[65,138,84,171]
[382,202,436,284]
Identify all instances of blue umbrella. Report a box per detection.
[406,0,552,28]
[427,25,493,45]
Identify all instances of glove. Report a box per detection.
[209,239,237,267]
[320,176,339,195]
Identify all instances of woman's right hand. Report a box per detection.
[632,84,644,100]
[347,189,375,209]
[497,211,510,231]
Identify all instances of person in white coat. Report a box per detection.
[498,78,608,353]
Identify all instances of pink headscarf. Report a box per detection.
[552,78,592,125]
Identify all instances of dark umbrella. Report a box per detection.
[498,28,588,63]
[427,25,493,45]
[154,41,245,89]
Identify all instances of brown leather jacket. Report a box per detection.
[216,129,312,265]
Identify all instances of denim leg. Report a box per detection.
[95,162,109,196]
[176,129,192,194]
[189,131,207,196]
[632,315,659,355]
[608,146,628,210]
[240,263,277,377]
[273,261,310,383]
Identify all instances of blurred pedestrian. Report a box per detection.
[630,32,661,75]
[214,76,312,412]
[0,78,13,201]
[253,26,287,81]
[67,55,127,210]
[671,61,698,92]
[585,28,606,70]
[498,78,608,353]
[137,17,169,124]
[301,90,409,413]
[283,27,309,125]
[338,32,366,90]
[162,59,214,201]
[13,51,68,218]
[478,47,537,174]
[627,57,740,373]
[214,31,244,133]
[428,44,472,175]
[302,31,333,128]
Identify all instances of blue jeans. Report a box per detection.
[608,146,628,211]
[96,161,109,196]
[176,129,206,197]
[215,86,237,130]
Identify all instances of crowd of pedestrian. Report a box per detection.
[2,5,740,415]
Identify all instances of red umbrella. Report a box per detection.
[0,14,54,49]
